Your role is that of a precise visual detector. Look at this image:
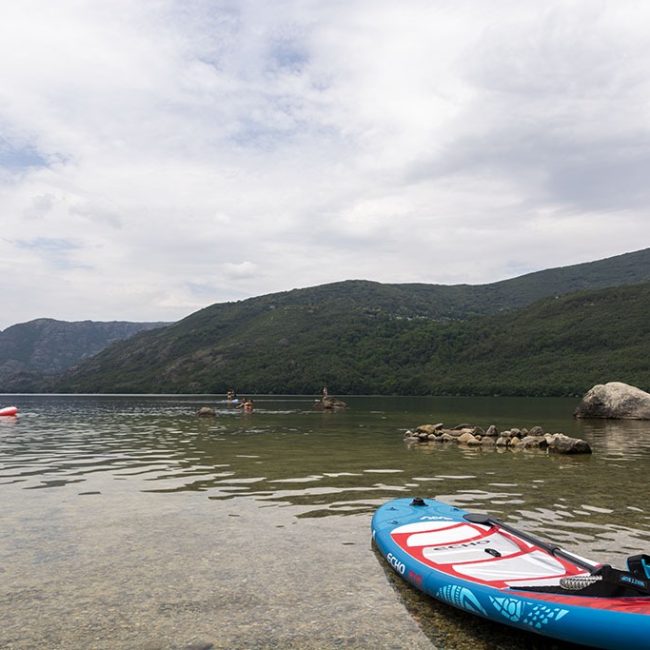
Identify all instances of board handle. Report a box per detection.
[627,554,650,580]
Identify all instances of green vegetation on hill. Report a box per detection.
[52,281,650,396]
[0,319,168,392]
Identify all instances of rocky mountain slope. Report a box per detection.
[0,319,168,392]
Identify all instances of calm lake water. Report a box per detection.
[1,394,649,650]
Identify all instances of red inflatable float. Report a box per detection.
[0,406,18,416]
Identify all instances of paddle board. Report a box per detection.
[372,497,650,650]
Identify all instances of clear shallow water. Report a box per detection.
[0,394,649,649]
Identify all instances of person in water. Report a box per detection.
[237,397,254,412]
[227,388,237,401]
[322,386,328,398]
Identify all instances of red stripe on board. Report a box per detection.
[391,522,494,550]
[391,522,586,589]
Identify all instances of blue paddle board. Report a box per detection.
[372,497,650,650]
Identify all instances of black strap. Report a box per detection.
[594,564,650,596]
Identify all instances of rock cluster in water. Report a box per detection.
[403,423,591,454]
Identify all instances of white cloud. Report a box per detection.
[0,0,648,329]
[222,261,258,279]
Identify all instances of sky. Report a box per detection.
[1,0,649,330]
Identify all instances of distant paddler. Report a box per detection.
[314,388,347,411]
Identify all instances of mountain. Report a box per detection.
[50,248,650,395]
[0,319,169,392]
[424,282,650,396]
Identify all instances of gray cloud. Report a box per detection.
[0,0,648,329]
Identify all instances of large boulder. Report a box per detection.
[574,382,650,420]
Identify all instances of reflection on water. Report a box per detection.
[1,394,650,649]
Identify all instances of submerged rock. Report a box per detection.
[197,406,216,417]
[574,382,650,420]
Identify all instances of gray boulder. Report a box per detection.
[416,423,444,434]
[547,433,592,455]
[574,382,650,419]
[457,432,480,445]
[519,435,543,448]
[484,424,498,437]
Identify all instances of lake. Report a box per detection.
[1,394,649,649]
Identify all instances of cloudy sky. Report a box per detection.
[1,0,648,330]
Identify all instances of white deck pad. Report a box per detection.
[453,550,566,581]
[505,574,590,588]
[406,524,487,547]
[423,531,522,564]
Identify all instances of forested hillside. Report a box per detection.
[52,282,650,396]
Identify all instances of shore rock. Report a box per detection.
[547,433,592,455]
[519,435,543,448]
[416,423,444,435]
[574,382,650,420]
[403,422,591,454]
[457,432,480,445]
